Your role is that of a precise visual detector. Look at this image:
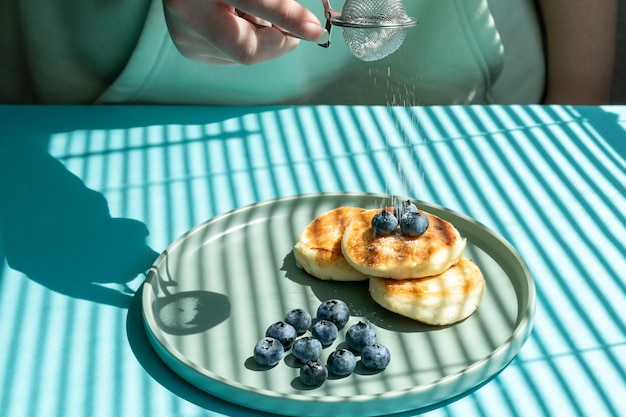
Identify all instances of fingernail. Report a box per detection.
[315,28,330,45]
[303,22,329,44]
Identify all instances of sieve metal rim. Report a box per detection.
[329,16,417,28]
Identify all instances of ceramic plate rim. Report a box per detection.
[141,192,536,415]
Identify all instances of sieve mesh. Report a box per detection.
[342,27,406,61]
[341,0,411,25]
[338,0,413,61]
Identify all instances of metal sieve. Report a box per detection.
[252,0,416,60]
[321,0,417,61]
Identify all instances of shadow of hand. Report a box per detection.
[0,140,158,308]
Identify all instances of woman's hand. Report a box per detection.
[163,0,329,65]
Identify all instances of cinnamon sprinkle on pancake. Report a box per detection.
[341,208,466,279]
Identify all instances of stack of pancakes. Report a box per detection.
[293,206,485,326]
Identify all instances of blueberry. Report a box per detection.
[265,321,297,350]
[284,308,312,335]
[346,321,377,353]
[394,200,418,219]
[327,348,357,376]
[292,337,323,363]
[300,360,328,386]
[371,210,398,236]
[316,299,350,329]
[400,211,429,237]
[253,337,284,367]
[311,319,338,346]
[361,343,391,370]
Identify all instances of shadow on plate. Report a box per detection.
[281,250,440,334]
[151,290,231,336]
[126,286,279,416]
[127,257,494,417]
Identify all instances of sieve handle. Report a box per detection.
[319,0,341,47]
[251,24,331,48]
[252,0,341,49]
[321,0,342,20]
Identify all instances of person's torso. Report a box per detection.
[3,0,545,105]
[1,0,151,103]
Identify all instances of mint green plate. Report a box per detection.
[142,193,535,416]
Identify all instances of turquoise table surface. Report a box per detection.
[0,104,625,417]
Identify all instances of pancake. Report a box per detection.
[369,257,485,326]
[341,208,466,279]
[293,207,369,281]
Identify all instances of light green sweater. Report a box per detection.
[1,0,545,105]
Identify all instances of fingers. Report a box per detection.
[229,0,328,42]
[236,10,272,28]
[163,0,328,65]
[207,8,302,64]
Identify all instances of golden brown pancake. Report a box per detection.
[341,208,466,279]
[369,257,485,326]
[293,207,369,281]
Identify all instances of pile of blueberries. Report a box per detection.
[371,200,429,237]
[253,299,391,387]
